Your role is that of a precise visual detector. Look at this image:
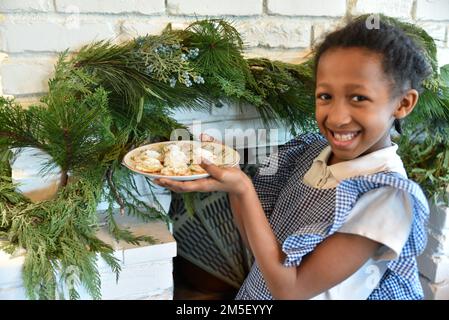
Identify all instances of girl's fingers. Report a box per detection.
[200,158,224,180]
[155,177,217,193]
[155,178,188,192]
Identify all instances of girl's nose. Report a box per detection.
[326,101,352,127]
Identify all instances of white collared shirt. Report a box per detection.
[303,144,407,189]
[303,144,413,300]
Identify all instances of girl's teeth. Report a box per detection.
[334,132,357,141]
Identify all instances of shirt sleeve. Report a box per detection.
[337,186,413,261]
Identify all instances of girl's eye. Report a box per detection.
[351,95,368,102]
[317,93,331,100]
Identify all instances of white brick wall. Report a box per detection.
[416,0,449,21]
[55,0,166,15]
[429,200,449,231]
[167,0,263,16]
[416,22,448,47]
[438,48,449,66]
[118,17,194,42]
[244,47,311,64]
[238,17,312,48]
[0,53,8,96]
[420,275,449,300]
[352,0,414,19]
[0,16,116,53]
[311,19,344,44]
[0,0,54,13]
[0,56,58,95]
[267,0,346,17]
[419,195,449,299]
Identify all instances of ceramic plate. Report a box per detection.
[122,140,240,181]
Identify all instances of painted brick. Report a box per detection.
[0,18,116,53]
[0,56,57,95]
[424,228,449,256]
[0,0,54,12]
[0,258,174,300]
[420,275,449,300]
[243,47,311,64]
[418,253,449,283]
[267,0,346,17]
[118,17,193,41]
[99,260,174,299]
[416,22,447,48]
[352,0,414,19]
[312,19,343,44]
[438,47,449,66]
[0,285,27,300]
[429,200,449,232]
[0,251,25,288]
[416,0,449,21]
[238,18,312,48]
[0,53,8,96]
[167,0,263,16]
[55,0,165,15]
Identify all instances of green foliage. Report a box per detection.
[398,64,449,205]
[0,154,120,299]
[185,19,245,77]
[0,97,45,151]
[246,58,317,135]
[39,84,115,177]
[182,193,197,217]
[398,123,449,205]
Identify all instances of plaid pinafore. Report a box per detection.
[236,133,429,300]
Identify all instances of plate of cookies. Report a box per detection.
[122,140,240,181]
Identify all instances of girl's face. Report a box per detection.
[315,47,401,165]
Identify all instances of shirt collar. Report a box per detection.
[313,144,407,182]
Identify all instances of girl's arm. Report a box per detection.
[155,162,381,299]
[236,184,382,300]
[229,193,251,250]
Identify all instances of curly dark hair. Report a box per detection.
[313,15,432,133]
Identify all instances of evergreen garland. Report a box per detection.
[0,17,448,299]
[397,64,449,205]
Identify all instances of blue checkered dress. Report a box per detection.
[236,133,429,300]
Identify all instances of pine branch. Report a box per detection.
[106,166,126,216]
[0,97,47,150]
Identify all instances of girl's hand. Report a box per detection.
[154,159,251,195]
[153,133,252,196]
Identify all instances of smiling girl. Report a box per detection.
[155,16,431,300]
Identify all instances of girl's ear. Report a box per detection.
[394,89,419,119]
